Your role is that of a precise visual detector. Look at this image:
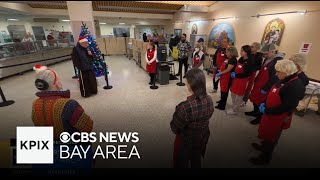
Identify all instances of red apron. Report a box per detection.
[213,51,226,79]
[146,49,156,73]
[192,51,203,68]
[249,62,273,105]
[219,60,232,92]
[230,62,249,96]
[258,77,298,143]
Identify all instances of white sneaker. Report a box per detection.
[226,109,237,115]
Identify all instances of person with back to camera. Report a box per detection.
[145,41,157,85]
[249,60,305,165]
[32,64,93,139]
[215,46,238,110]
[171,69,214,168]
[246,44,284,125]
[226,45,253,115]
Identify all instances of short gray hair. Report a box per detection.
[275,59,298,76]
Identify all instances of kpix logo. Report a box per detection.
[16,127,54,164]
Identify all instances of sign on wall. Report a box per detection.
[261,18,285,47]
[208,22,235,48]
[299,42,312,54]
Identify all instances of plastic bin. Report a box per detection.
[157,65,170,85]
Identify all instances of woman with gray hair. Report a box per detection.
[249,59,306,165]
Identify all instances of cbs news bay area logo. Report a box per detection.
[16,127,141,164]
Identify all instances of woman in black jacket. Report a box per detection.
[250,59,306,165]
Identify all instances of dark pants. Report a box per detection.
[213,78,220,91]
[218,91,229,109]
[175,144,202,168]
[242,91,250,103]
[79,70,98,97]
[259,131,283,162]
[149,73,156,84]
[178,57,189,75]
[253,104,262,122]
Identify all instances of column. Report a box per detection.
[66,1,95,45]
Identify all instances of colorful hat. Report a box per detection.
[79,36,88,43]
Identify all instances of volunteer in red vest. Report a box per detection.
[215,46,238,110]
[241,42,264,106]
[226,45,253,115]
[246,44,284,125]
[145,41,157,85]
[192,44,205,69]
[210,37,229,93]
[249,60,305,165]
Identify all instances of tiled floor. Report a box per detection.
[0,56,319,168]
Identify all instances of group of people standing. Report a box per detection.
[170,33,309,167]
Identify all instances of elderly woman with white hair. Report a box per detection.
[249,59,306,165]
[32,64,93,140]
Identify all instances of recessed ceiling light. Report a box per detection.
[99,22,106,25]
[7,18,18,21]
[62,19,70,22]
[119,23,125,25]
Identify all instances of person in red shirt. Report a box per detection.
[192,44,205,69]
[145,42,157,85]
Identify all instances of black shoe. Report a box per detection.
[251,143,264,152]
[183,75,186,78]
[174,73,180,77]
[216,100,221,104]
[215,105,225,110]
[249,156,270,165]
[149,81,152,85]
[250,118,261,125]
[295,110,305,117]
[245,111,259,117]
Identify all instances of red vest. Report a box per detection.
[230,62,249,96]
[146,49,156,73]
[219,60,232,92]
[249,61,274,105]
[258,77,298,143]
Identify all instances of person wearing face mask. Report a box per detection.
[72,36,97,98]
[247,44,284,125]
[249,60,305,165]
[32,64,94,139]
[171,68,214,168]
[145,42,157,85]
[192,44,205,69]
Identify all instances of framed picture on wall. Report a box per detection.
[174,29,182,37]
[208,22,235,49]
[261,18,285,47]
[191,24,198,34]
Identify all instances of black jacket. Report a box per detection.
[251,52,263,71]
[297,71,309,87]
[265,73,306,115]
[72,43,94,71]
[262,56,284,92]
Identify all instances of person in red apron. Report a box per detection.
[192,44,205,69]
[210,37,229,93]
[227,45,253,115]
[215,46,238,110]
[241,42,264,106]
[246,44,284,125]
[145,42,157,85]
[249,60,306,165]
[171,69,214,168]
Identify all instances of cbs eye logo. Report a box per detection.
[59,132,71,143]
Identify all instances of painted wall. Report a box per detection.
[172,1,320,80]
